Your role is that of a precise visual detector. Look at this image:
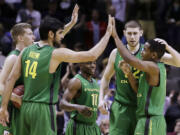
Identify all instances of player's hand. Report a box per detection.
[112,17,118,38]
[0,108,9,127]
[77,105,92,117]
[106,15,113,35]
[98,100,109,115]
[154,38,169,50]
[71,4,79,25]
[119,60,131,76]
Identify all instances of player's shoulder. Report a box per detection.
[109,48,117,62]
[5,54,18,63]
[68,77,82,90]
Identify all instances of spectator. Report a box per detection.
[168,119,180,135]
[100,119,110,135]
[165,91,180,132]
[16,0,41,30]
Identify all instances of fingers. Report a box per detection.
[73,4,79,13]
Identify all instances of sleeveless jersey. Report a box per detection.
[21,44,61,104]
[8,49,23,86]
[136,63,166,118]
[71,74,100,124]
[114,44,144,106]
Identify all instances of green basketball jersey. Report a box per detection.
[71,74,100,124]
[21,44,61,104]
[8,49,23,86]
[114,44,144,106]
[136,63,166,118]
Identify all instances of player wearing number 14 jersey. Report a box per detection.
[0,5,113,135]
[60,61,101,135]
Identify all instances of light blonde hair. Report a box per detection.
[10,23,32,45]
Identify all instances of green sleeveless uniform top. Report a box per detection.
[114,44,144,106]
[136,63,166,118]
[8,49,23,86]
[21,44,61,104]
[71,74,100,124]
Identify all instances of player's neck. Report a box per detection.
[15,43,25,51]
[38,40,53,47]
[80,73,92,82]
[127,43,140,54]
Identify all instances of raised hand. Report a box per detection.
[106,15,113,35]
[154,38,169,50]
[112,17,118,38]
[71,4,79,25]
[77,105,92,117]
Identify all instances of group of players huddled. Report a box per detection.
[0,4,180,135]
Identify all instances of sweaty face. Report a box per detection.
[54,29,64,46]
[141,42,151,60]
[80,62,96,76]
[21,28,35,46]
[124,27,142,47]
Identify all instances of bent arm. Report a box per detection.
[1,54,22,110]
[60,78,81,112]
[161,46,180,67]
[113,34,156,73]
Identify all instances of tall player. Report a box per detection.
[0,5,113,135]
[99,20,144,135]
[0,23,35,135]
[60,61,101,135]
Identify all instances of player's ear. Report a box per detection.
[48,30,54,39]
[140,29,143,37]
[123,30,126,36]
[151,52,158,60]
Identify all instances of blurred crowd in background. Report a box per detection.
[0,0,180,134]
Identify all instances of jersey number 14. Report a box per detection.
[25,60,38,79]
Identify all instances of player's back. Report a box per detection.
[137,62,166,118]
[21,43,61,104]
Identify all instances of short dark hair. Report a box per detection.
[147,39,166,59]
[10,23,32,44]
[124,20,142,30]
[39,17,64,40]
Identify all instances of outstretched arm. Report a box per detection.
[52,15,113,63]
[62,4,79,36]
[60,78,92,117]
[98,49,116,114]
[155,38,180,67]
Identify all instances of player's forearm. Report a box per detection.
[1,78,16,110]
[114,35,134,64]
[88,32,111,60]
[99,77,110,103]
[166,45,180,67]
[127,73,138,93]
[63,21,75,37]
[60,99,80,112]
